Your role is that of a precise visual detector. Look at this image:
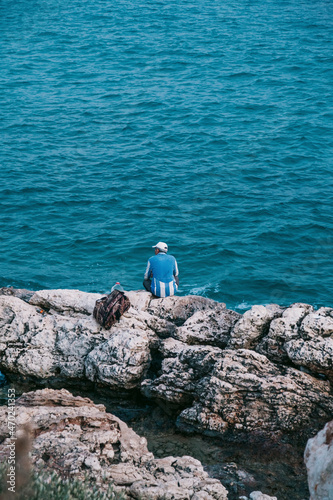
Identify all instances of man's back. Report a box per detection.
[146,253,178,283]
[144,243,179,298]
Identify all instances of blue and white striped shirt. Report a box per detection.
[144,253,179,298]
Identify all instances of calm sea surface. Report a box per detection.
[1,0,332,310]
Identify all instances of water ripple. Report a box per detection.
[0,0,332,310]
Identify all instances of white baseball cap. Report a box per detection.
[152,241,168,253]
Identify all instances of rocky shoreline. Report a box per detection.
[0,287,332,498]
[0,388,229,500]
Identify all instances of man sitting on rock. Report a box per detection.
[143,241,179,298]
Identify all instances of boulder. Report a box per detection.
[300,310,333,339]
[147,295,220,326]
[0,292,158,385]
[249,493,277,500]
[257,303,314,363]
[285,337,333,382]
[304,420,333,500]
[0,389,228,500]
[0,286,35,303]
[0,294,108,380]
[144,345,333,438]
[29,288,103,315]
[228,304,283,349]
[142,339,222,407]
[125,290,153,312]
[254,303,333,381]
[175,305,241,348]
[85,329,151,389]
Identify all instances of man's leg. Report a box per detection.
[143,279,151,292]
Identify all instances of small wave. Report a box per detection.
[235,302,253,311]
[189,284,212,296]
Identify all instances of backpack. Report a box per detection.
[93,290,131,329]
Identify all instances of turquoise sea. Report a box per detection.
[1,0,332,310]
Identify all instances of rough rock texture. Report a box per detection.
[147,295,221,326]
[0,286,35,303]
[285,309,333,381]
[256,303,314,363]
[235,302,333,383]
[0,294,107,380]
[175,306,241,348]
[0,289,221,388]
[29,288,102,315]
[0,292,157,387]
[85,329,151,388]
[143,343,333,438]
[304,420,333,500]
[249,493,278,500]
[0,389,228,500]
[228,304,283,350]
[0,287,333,440]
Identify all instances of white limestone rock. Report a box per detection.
[257,303,314,362]
[30,288,103,315]
[284,309,333,380]
[0,389,228,500]
[0,294,109,380]
[317,307,333,317]
[85,328,151,389]
[0,291,158,385]
[249,492,278,500]
[1,288,333,442]
[125,290,153,311]
[142,341,223,407]
[228,304,283,349]
[300,311,333,339]
[285,337,333,381]
[175,305,241,348]
[145,346,333,438]
[147,295,220,326]
[304,420,333,500]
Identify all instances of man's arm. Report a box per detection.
[144,260,151,280]
[143,259,152,292]
[173,258,179,286]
